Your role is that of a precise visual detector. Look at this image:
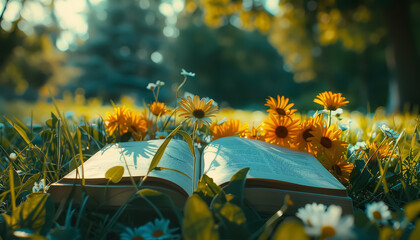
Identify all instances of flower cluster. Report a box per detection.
[296,203,354,239]
[104,106,148,141]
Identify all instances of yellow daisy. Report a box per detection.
[104,106,130,136]
[294,116,322,154]
[149,101,170,117]
[262,115,300,147]
[265,95,297,118]
[322,149,354,184]
[178,96,218,128]
[313,91,349,110]
[211,119,249,140]
[309,123,347,156]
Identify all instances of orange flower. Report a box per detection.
[178,96,218,128]
[149,101,170,117]
[365,142,398,163]
[262,115,300,147]
[294,116,322,154]
[265,95,297,118]
[241,123,265,141]
[104,106,130,136]
[322,150,354,184]
[313,91,349,110]
[127,111,148,141]
[309,123,347,156]
[211,119,249,140]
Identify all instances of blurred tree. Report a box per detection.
[68,0,170,102]
[189,0,420,111]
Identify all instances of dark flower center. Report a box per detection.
[326,106,337,111]
[193,109,205,118]
[320,137,333,148]
[153,229,164,237]
[275,126,288,138]
[276,108,286,115]
[333,164,342,176]
[302,128,313,142]
[132,236,144,240]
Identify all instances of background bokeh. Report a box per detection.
[0,0,419,121]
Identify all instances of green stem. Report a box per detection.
[192,123,198,192]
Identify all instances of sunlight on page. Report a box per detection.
[202,137,345,190]
[64,139,195,195]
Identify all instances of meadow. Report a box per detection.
[0,78,419,240]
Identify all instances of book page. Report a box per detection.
[202,137,345,190]
[63,139,197,195]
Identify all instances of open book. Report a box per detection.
[48,136,353,215]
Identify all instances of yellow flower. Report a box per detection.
[178,96,218,128]
[149,101,170,117]
[309,124,347,156]
[313,91,349,110]
[241,123,265,141]
[211,119,249,140]
[265,95,297,118]
[322,150,354,184]
[104,106,130,136]
[262,115,300,147]
[365,142,398,163]
[294,116,322,154]
[127,111,148,141]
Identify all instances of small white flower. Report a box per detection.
[156,80,165,87]
[141,218,180,240]
[180,69,195,77]
[9,153,17,160]
[120,226,148,240]
[297,204,354,239]
[32,179,45,193]
[194,142,202,149]
[65,111,75,119]
[378,124,399,139]
[365,201,392,225]
[147,83,157,90]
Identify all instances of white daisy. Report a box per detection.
[365,201,392,225]
[9,152,17,160]
[156,80,165,87]
[120,226,148,240]
[147,83,157,90]
[180,69,195,77]
[378,124,399,139]
[141,218,180,240]
[297,204,354,239]
[32,179,45,193]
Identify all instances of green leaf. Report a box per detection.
[405,200,420,222]
[183,195,219,240]
[271,219,309,240]
[5,117,32,147]
[223,168,249,206]
[155,167,191,180]
[7,193,54,235]
[105,166,124,184]
[177,130,196,158]
[147,125,182,175]
[220,202,246,225]
[409,219,420,240]
[195,174,222,205]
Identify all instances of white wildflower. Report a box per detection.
[365,201,392,225]
[147,83,157,90]
[156,80,165,87]
[180,69,195,77]
[9,153,17,160]
[297,203,354,239]
[142,218,180,240]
